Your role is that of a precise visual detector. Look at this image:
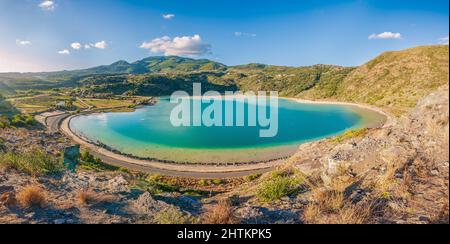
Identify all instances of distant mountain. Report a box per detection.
[53,56,227,76]
[0,56,228,94]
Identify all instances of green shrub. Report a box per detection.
[134,174,180,194]
[154,207,188,224]
[0,149,65,175]
[244,173,262,182]
[256,173,303,202]
[198,179,209,187]
[0,138,5,150]
[79,151,119,171]
[147,174,163,182]
[331,128,368,143]
[10,114,35,127]
[212,179,223,185]
[0,116,10,128]
[80,151,95,162]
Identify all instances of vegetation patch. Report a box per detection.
[79,151,120,172]
[243,173,262,182]
[9,114,36,128]
[256,169,304,202]
[16,185,48,209]
[0,149,65,176]
[133,174,181,194]
[331,128,368,143]
[154,207,189,224]
[76,189,115,207]
[201,199,238,224]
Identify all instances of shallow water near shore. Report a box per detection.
[70,97,385,164]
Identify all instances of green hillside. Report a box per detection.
[73,72,237,97]
[1,45,448,116]
[332,45,449,115]
[48,56,227,76]
[230,64,355,97]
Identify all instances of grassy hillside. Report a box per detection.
[229,45,449,115]
[74,72,237,97]
[332,45,449,115]
[230,64,355,97]
[63,56,227,76]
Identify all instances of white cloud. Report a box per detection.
[39,1,55,11]
[369,32,402,40]
[162,14,175,20]
[67,41,107,50]
[16,40,31,46]
[94,41,107,49]
[439,36,449,45]
[234,32,256,37]
[58,49,70,55]
[140,35,211,56]
[71,42,82,50]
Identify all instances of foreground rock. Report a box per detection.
[0,169,191,224]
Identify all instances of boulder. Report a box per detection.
[131,192,172,215]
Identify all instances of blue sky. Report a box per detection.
[0,0,448,72]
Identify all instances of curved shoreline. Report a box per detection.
[284,97,394,128]
[58,96,392,177]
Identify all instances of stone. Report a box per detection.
[419,216,430,222]
[280,197,290,202]
[54,219,66,225]
[107,175,129,193]
[131,192,171,215]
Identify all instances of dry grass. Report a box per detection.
[302,193,373,224]
[16,185,47,209]
[430,190,449,224]
[373,163,400,195]
[301,170,376,224]
[76,189,115,206]
[0,192,17,207]
[201,199,238,224]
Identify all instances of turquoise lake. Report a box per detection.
[70,97,385,164]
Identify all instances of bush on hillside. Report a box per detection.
[0,149,64,175]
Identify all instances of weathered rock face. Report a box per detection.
[106,175,129,194]
[0,128,70,156]
[130,192,172,215]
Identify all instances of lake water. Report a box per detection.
[70,97,385,164]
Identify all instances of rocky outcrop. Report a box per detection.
[289,85,449,223]
[0,169,188,224]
